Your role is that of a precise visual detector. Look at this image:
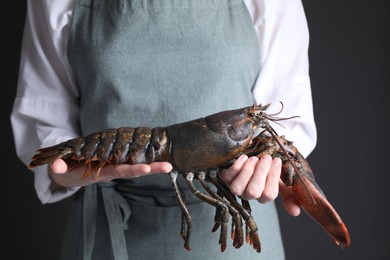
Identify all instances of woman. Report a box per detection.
[11,0,316,259]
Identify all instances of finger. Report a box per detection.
[220,155,248,186]
[257,157,282,204]
[243,155,272,200]
[109,162,173,179]
[50,159,68,174]
[149,162,173,173]
[279,179,301,217]
[229,156,258,196]
[109,164,152,178]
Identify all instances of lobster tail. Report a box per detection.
[29,145,74,168]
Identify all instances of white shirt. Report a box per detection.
[11,0,317,204]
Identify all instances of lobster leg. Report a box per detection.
[169,171,192,251]
[196,172,245,249]
[211,198,222,232]
[240,199,255,245]
[183,172,230,252]
[207,170,261,253]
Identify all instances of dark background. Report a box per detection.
[2,1,388,259]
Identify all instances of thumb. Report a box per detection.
[50,159,69,174]
[279,180,301,217]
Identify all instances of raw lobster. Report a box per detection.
[28,104,351,253]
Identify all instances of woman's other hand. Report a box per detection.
[220,154,301,216]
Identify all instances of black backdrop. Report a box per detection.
[2,1,389,259]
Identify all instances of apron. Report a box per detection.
[62,0,285,259]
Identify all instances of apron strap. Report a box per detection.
[83,183,131,260]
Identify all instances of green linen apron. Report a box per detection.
[62,0,285,259]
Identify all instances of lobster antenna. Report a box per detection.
[265,125,317,205]
[264,101,301,128]
[265,115,301,130]
[265,101,285,117]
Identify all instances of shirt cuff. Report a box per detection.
[34,164,81,204]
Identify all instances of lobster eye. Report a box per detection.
[249,110,261,117]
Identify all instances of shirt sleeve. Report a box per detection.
[10,0,80,204]
[245,0,317,157]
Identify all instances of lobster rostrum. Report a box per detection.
[29,103,351,253]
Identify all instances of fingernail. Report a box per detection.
[273,157,282,166]
[238,154,248,162]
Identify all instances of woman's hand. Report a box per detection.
[49,159,173,188]
[220,154,301,217]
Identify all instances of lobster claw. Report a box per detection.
[247,130,351,249]
[281,149,351,249]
